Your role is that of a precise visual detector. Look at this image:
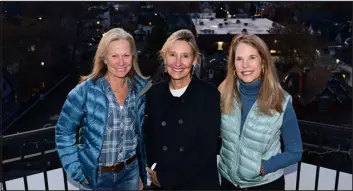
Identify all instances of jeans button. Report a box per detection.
[161,121,166,126]
[179,147,184,152]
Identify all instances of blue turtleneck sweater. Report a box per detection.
[238,79,303,175]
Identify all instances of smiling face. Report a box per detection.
[234,42,263,83]
[105,39,132,78]
[164,40,196,81]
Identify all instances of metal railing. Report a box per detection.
[2,73,72,133]
[1,126,62,191]
[1,120,352,190]
[297,120,352,190]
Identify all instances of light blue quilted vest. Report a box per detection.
[218,92,291,188]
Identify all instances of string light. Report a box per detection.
[303,147,352,159]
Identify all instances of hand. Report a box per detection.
[139,178,143,190]
[146,167,160,187]
[260,165,265,176]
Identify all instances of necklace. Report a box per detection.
[108,75,127,94]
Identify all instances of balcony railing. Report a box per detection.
[1,120,352,190]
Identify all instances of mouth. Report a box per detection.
[241,71,254,76]
[171,68,185,72]
[115,67,127,72]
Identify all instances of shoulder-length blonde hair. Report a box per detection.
[159,29,200,63]
[218,34,284,115]
[80,28,146,84]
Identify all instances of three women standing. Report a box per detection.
[56,26,302,191]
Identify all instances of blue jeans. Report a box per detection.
[80,159,140,190]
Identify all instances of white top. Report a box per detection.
[170,85,189,97]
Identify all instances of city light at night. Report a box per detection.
[1,2,352,190]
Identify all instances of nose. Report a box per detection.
[175,56,182,67]
[242,59,250,68]
[117,56,124,66]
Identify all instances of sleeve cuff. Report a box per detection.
[262,160,270,174]
[79,175,86,184]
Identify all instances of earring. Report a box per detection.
[104,60,107,64]
[191,63,197,75]
[233,70,237,77]
[163,61,167,72]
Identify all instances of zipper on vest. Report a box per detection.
[232,135,242,185]
[239,126,243,139]
[233,123,247,188]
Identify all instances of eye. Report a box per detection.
[168,53,176,57]
[124,54,130,58]
[236,57,242,61]
[250,56,256,60]
[182,54,190,58]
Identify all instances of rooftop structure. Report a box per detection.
[190,13,216,19]
[192,17,275,35]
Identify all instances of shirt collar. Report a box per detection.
[102,77,134,94]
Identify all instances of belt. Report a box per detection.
[100,155,137,173]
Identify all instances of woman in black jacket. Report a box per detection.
[144,29,221,190]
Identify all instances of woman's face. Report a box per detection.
[105,39,133,78]
[164,40,196,81]
[234,42,263,83]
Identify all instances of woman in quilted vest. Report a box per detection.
[218,34,303,190]
[55,28,151,190]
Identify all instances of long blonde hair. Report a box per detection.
[218,34,284,115]
[80,28,146,84]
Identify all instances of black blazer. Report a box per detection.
[144,77,221,190]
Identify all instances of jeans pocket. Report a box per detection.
[123,160,140,182]
[125,159,138,170]
[119,162,140,190]
[96,172,115,188]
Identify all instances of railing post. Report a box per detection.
[295,161,302,190]
[314,133,323,190]
[334,150,343,190]
[314,159,321,190]
[1,163,7,191]
[63,168,68,191]
[41,141,49,190]
[21,142,29,191]
[2,179,7,191]
[334,167,340,190]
